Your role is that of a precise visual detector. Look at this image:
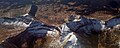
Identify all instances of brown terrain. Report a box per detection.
[0,0,120,48]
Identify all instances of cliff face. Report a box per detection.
[0,0,120,48]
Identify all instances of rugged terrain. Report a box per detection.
[0,0,120,48]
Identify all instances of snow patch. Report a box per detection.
[22,13,29,16]
[118,41,120,48]
[61,23,70,32]
[3,21,32,27]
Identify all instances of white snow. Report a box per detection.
[3,21,32,28]
[64,32,78,45]
[22,13,29,16]
[60,23,70,32]
[118,41,120,48]
[113,24,120,29]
